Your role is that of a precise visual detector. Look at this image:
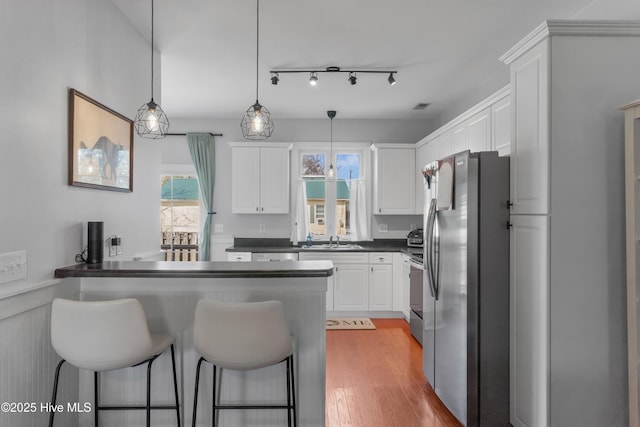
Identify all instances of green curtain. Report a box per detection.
[187,133,215,261]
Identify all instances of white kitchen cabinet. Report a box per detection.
[509,215,549,427]
[231,145,290,214]
[334,263,369,311]
[226,252,251,262]
[491,95,511,156]
[415,143,430,214]
[368,253,393,311]
[506,40,549,215]
[372,144,416,215]
[501,21,639,427]
[466,107,491,153]
[622,99,640,427]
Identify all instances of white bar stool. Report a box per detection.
[48,298,181,427]
[191,299,296,426]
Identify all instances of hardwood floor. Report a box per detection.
[325,318,462,427]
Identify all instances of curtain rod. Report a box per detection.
[165,132,223,137]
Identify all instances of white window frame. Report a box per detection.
[290,142,371,241]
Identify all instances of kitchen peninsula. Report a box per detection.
[54,260,332,427]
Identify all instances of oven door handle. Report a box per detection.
[408,259,424,270]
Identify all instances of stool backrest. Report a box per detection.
[193,300,293,370]
[51,298,154,371]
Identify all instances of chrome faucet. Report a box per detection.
[328,235,340,248]
[329,235,335,248]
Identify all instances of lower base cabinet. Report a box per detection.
[334,263,369,311]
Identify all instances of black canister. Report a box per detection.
[87,221,104,264]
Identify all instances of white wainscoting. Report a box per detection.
[0,279,80,427]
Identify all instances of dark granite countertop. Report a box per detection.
[55,260,334,279]
[227,238,423,258]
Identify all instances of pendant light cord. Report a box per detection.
[150,0,155,100]
[255,0,260,102]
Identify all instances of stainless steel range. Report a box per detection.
[408,251,425,345]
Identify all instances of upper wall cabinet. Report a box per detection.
[231,144,290,214]
[416,86,510,171]
[372,144,416,215]
[505,40,549,215]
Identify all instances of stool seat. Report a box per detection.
[192,299,297,426]
[48,298,181,427]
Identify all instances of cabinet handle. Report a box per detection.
[506,200,513,209]
[261,207,264,212]
[506,222,513,230]
[379,208,382,213]
[256,207,259,212]
[371,267,374,272]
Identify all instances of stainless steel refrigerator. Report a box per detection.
[422,150,510,427]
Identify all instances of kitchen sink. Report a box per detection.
[299,244,363,250]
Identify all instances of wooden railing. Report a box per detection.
[161,231,199,261]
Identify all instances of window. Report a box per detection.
[296,145,366,240]
[160,175,200,261]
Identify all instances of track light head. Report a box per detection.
[271,73,279,85]
[388,73,397,86]
[348,72,357,85]
[309,72,318,86]
[327,110,336,119]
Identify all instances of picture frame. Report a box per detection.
[68,88,133,192]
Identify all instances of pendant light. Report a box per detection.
[134,0,169,139]
[240,0,274,140]
[327,110,336,179]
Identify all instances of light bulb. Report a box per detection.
[145,109,159,132]
[251,112,264,133]
[327,164,335,178]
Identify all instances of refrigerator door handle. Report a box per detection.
[425,198,437,298]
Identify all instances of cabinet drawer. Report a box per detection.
[299,252,369,264]
[227,252,252,262]
[368,252,393,264]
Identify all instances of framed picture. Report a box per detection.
[68,88,133,192]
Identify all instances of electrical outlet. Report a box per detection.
[378,223,388,233]
[214,224,224,233]
[109,245,116,257]
[0,250,27,284]
[259,224,266,233]
[116,236,122,255]
[110,237,118,257]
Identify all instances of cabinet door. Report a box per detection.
[231,147,261,213]
[510,41,549,215]
[259,147,289,213]
[492,95,511,156]
[415,144,429,214]
[467,107,491,153]
[370,264,393,311]
[333,264,369,311]
[374,148,416,214]
[510,215,549,427]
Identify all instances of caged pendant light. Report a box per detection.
[134,0,169,139]
[240,0,274,140]
[326,110,336,179]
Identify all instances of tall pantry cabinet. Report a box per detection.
[501,20,640,427]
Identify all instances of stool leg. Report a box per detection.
[212,365,217,427]
[48,359,66,427]
[94,371,99,427]
[146,357,156,427]
[286,357,292,427]
[290,356,297,427]
[170,344,181,427]
[192,357,205,427]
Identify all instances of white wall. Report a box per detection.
[0,0,159,425]
[0,0,161,298]
[160,118,431,241]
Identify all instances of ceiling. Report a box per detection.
[113,0,640,121]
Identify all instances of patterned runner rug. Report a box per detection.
[326,318,376,330]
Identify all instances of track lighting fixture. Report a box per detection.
[270,66,397,87]
[309,72,319,86]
